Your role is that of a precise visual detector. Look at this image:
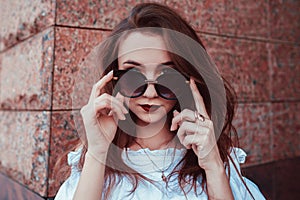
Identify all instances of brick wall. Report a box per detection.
[0,0,299,198]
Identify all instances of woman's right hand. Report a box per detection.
[80,70,128,157]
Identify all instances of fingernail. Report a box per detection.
[190,78,195,86]
[120,115,126,120]
[170,125,174,131]
[173,110,178,116]
[170,124,178,131]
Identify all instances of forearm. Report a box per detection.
[205,165,234,200]
[73,151,107,200]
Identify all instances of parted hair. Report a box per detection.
[55,2,254,199]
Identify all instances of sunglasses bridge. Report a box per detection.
[144,79,158,84]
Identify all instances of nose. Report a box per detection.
[143,82,158,98]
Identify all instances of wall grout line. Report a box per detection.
[0,172,45,199]
[45,0,58,196]
[197,30,299,46]
[267,1,275,198]
[0,25,56,54]
[54,24,112,32]
[1,25,299,55]
[55,23,300,46]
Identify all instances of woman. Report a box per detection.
[55,3,265,200]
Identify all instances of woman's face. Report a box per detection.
[117,32,177,125]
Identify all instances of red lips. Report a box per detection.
[140,104,160,112]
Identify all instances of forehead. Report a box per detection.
[118,32,167,54]
[118,32,171,66]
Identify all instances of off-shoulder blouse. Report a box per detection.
[55,147,265,200]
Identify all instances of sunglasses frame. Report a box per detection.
[113,69,190,100]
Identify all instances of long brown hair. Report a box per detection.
[56,2,254,199]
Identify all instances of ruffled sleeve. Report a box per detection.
[54,148,82,200]
[229,148,266,200]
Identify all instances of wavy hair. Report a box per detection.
[55,2,254,199]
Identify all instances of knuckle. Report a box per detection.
[183,140,188,146]
[207,120,213,127]
[202,133,208,140]
[203,127,210,135]
[171,117,176,124]
[181,121,188,129]
[190,136,197,143]
[173,114,180,122]
[104,99,111,107]
[177,126,184,135]
[182,109,189,115]
[92,83,99,90]
[207,122,214,131]
[101,93,109,99]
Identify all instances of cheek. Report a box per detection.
[164,100,177,111]
[124,98,130,107]
[125,98,135,110]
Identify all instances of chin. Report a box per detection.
[136,113,167,125]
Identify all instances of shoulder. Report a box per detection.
[54,148,82,200]
[67,147,83,168]
[229,147,247,171]
[227,147,266,200]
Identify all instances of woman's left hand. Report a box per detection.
[170,78,224,172]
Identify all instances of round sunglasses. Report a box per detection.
[113,68,190,100]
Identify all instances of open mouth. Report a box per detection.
[140,104,161,112]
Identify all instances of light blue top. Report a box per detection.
[54,147,265,200]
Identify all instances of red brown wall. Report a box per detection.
[0,0,299,198]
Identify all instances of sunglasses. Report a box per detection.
[113,68,190,100]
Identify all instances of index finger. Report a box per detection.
[91,70,114,99]
[189,78,209,118]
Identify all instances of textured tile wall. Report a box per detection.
[233,103,272,165]
[0,0,299,198]
[270,0,300,43]
[53,27,108,110]
[48,111,80,196]
[0,111,50,195]
[0,28,54,110]
[0,0,55,52]
[0,26,54,197]
[201,35,270,102]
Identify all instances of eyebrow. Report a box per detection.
[122,60,175,68]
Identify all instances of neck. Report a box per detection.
[134,119,175,150]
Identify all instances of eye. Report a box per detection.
[161,68,178,75]
[120,67,143,74]
[120,66,134,71]
[130,68,141,73]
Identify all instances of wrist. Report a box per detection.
[205,164,228,184]
[203,159,226,175]
[85,150,108,165]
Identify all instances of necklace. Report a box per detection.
[134,139,177,183]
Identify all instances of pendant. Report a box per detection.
[161,172,167,182]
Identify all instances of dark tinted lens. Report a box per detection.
[116,70,146,98]
[156,72,187,100]
[156,84,176,99]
